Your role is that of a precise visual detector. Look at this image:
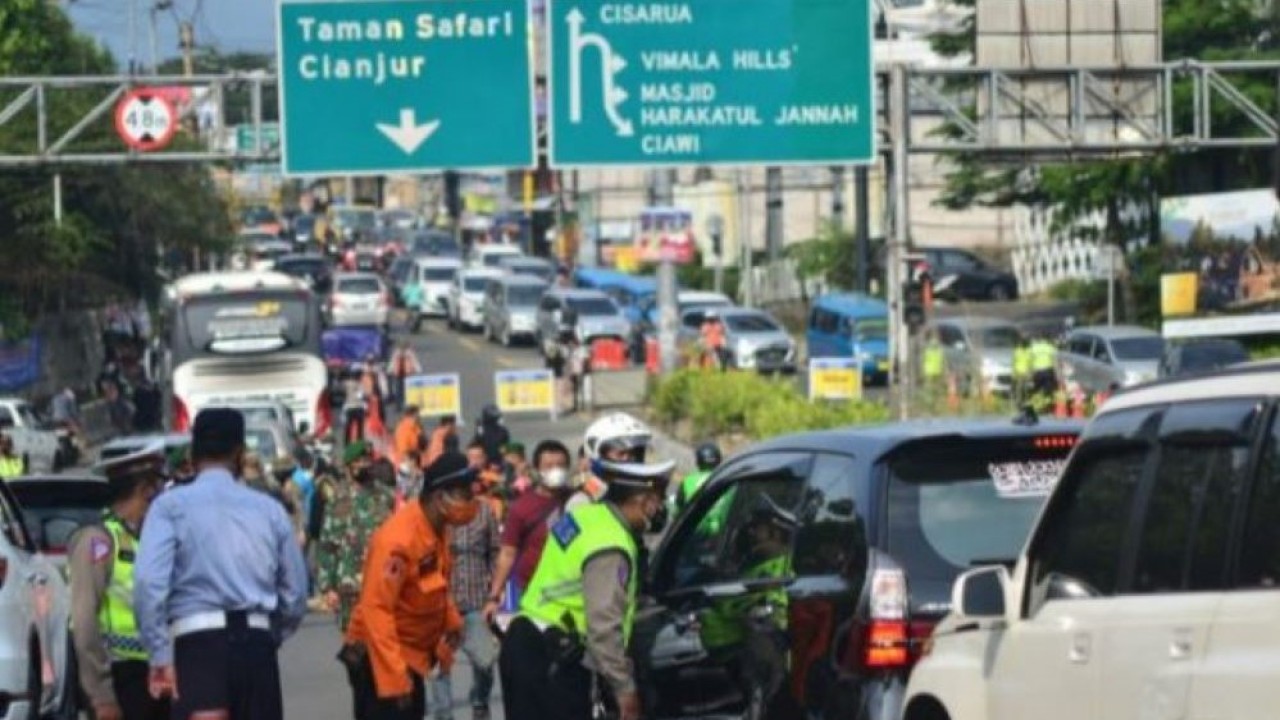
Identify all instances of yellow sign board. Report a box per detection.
[495,369,556,415]
[808,357,862,400]
[1160,272,1198,317]
[405,373,463,418]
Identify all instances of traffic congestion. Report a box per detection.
[0,196,1275,720]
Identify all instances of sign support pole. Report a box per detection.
[653,170,680,373]
[889,64,911,420]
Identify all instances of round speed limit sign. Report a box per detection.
[114,89,178,151]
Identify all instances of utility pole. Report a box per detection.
[830,166,845,229]
[652,169,679,373]
[855,165,870,293]
[148,1,171,74]
[764,167,783,303]
[179,21,195,77]
[889,64,911,420]
[128,0,139,74]
[738,170,754,306]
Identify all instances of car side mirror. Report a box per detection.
[951,565,1009,619]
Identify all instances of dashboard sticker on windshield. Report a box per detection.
[988,459,1067,498]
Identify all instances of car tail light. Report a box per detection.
[841,568,912,672]
[315,391,332,437]
[172,396,190,432]
[1034,435,1077,450]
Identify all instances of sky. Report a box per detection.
[67,0,275,70]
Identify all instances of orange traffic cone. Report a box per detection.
[1053,389,1068,418]
[1070,390,1086,419]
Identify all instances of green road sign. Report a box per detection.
[277,0,536,176]
[547,0,875,166]
[235,123,280,153]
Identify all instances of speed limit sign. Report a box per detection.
[114,88,178,151]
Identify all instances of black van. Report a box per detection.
[632,414,1085,719]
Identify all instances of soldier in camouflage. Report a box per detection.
[316,440,395,630]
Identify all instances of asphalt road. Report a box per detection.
[284,315,592,719]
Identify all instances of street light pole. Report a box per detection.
[707,213,725,295]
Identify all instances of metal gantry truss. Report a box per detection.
[0,60,1279,166]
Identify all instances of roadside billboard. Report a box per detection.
[1160,189,1280,338]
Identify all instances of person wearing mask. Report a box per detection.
[0,433,25,480]
[472,404,510,467]
[483,440,573,623]
[499,453,676,720]
[340,452,478,720]
[317,440,395,632]
[430,466,502,720]
[676,442,722,512]
[68,443,170,720]
[133,409,309,720]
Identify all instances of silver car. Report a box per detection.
[484,274,548,346]
[496,255,557,283]
[327,272,390,329]
[1058,324,1165,393]
[930,316,1024,394]
[714,307,797,373]
[536,289,631,357]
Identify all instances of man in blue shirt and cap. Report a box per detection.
[133,407,309,720]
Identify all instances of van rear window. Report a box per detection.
[884,435,1077,611]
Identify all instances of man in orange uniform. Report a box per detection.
[341,451,480,720]
[393,406,423,464]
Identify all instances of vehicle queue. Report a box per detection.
[0,211,1277,720]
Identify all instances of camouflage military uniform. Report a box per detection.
[316,477,394,630]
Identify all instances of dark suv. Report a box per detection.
[632,415,1085,719]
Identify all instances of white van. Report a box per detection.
[447,267,503,331]
[903,361,1280,720]
[411,257,463,319]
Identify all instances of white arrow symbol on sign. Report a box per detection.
[376,108,440,154]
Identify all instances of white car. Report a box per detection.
[447,267,503,332]
[326,273,390,329]
[411,257,463,319]
[902,360,1280,720]
[0,480,77,719]
[470,242,522,269]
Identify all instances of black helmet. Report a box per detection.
[695,442,722,471]
[481,404,502,422]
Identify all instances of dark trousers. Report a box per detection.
[346,649,425,720]
[499,617,593,720]
[111,659,170,720]
[344,408,366,443]
[172,612,282,720]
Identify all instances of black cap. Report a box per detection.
[191,408,245,460]
[421,451,476,494]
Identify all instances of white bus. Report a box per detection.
[165,271,331,437]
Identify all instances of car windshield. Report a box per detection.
[508,286,545,306]
[293,215,316,231]
[1181,342,1248,370]
[726,314,781,333]
[464,277,490,292]
[337,277,382,295]
[483,252,520,267]
[335,209,377,230]
[1111,336,1164,360]
[980,326,1022,349]
[512,265,554,282]
[219,407,282,425]
[10,481,111,553]
[422,268,457,283]
[885,436,1076,611]
[278,260,326,277]
[567,297,618,316]
[854,318,888,341]
[178,292,311,358]
[242,208,276,226]
[245,428,278,458]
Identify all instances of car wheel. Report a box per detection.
[987,282,1014,301]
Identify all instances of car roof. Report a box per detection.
[812,292,888,315]
[716,307,772,319]
[275,253,328,264]
[743,416,1087,461]
[477,244,522,255]
[100,432,190,451]
[548,288,612,300]
[415,257,463,268]
[460,267,504,278]
[1071,324,1160,339]
[335,272,383,282]
[491,274,548,288]
[678,291,732,304]
[170,271,305,297]
[1104,360,1280,413]
[501,255,552,266]
[8,473,105,486]
[934,315,1017,330]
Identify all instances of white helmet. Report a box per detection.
[584,412,653,462]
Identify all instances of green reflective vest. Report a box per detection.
[100,517,146,661]
[520,502,639,644]
[678,471,711,507]
[699,553,791,650]
[0,455,22,480]
[1012,346,1033,378]
[1030,341,1057,371]
[922,343,945,378]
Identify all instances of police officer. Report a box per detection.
[133,408,309,720]
[921,329,946,390]
[675,442,721,512]
[1012,335,1033,403]
[499,453,677,720]
[68,443,170,720]
[341,451,479,720]
[0,433,24,480]
[1029,333,1059,398]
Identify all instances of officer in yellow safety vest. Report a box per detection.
[921,330,946,389]
[498,454,677,720]
[68,443,170,720]
[1012,336,1033,403]
[1029,334,1059,398]
[0,433,24,480]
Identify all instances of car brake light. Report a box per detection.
[1034,435,1077,449]
[172,396,190,432]
[315,391,332,437]
[840,568,912,672]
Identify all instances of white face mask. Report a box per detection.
[540,467,569,489]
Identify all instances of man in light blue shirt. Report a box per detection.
[134,408,308,720]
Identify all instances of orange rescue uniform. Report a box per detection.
[344,501,462,698]
[393,417,423,463]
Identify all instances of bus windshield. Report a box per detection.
[173,291,316,364]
